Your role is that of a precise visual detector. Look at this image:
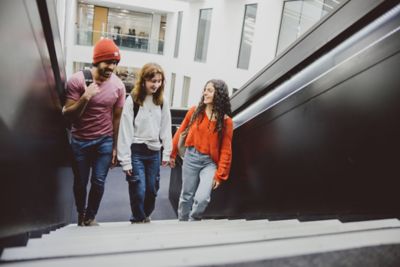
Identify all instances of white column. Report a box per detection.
[64,0,77,79]
[150,14,161,54]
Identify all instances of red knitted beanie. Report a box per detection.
[93,38,121,64]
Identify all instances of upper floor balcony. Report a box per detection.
[76,27,164,55]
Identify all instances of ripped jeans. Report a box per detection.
[126,143,160,222]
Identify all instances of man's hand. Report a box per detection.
[62,82,101,121]
[111,148,117,168]
[83,82,100,100]
[162,161,169,167]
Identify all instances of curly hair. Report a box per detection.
[131,63,165,106]
[190,79,232,147]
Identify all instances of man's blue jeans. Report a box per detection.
[127,144,160,222]
[71,136,113,220]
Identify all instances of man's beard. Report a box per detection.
[98,67,113,79]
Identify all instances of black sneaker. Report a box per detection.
[78,213,85,226]
[131,220,145,224]
[131,217,150,224]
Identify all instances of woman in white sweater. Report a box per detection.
[117,63,172,223]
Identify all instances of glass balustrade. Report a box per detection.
[76,28,164,55]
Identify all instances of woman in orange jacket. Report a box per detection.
[170,79,233,221]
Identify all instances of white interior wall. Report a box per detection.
[55,0,67,49]
[162,12,178,103]
[65,0,77,79]
[64,0,284,108]
[149,14,161,53]
[166,0,284,107]
[250,0,284,74]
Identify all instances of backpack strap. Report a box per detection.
[133,100,140,121]
[82,69,93,87]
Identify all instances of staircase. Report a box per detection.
[1,218,400,266]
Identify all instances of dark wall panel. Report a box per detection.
[0,1,73,240]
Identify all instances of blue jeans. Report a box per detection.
[178,147,216,221]
[127,144,160,222]
[71,136,113,220]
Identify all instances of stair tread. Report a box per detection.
[1,227,400,266]
[2,219,399,262]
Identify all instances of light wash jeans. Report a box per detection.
[178,147,216,221]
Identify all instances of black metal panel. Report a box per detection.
[37,0,67,103]
[168,109,187,213]
[0,0,72,242]
[168,157,183,214]
[204,5,400,220]
[171,108,188,126]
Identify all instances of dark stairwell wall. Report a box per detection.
[0,0,73,247]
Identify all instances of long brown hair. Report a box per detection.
[131,63,165,106]
[190,79,232,147]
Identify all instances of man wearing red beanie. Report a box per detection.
[63,38,126,226]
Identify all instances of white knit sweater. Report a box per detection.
[117,95,172,171]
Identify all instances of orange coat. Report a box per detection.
[171,106,233,182]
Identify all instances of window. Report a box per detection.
[276,0,342,55]
[158,15,167,54]
[170,73,176,107]
[237,4,257,70]
[174,11,183,58]
[75,2,167,54]
[76,3,94,46]
[107,8,152,51]
[181,76,191,107]
[194,9,212,62]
